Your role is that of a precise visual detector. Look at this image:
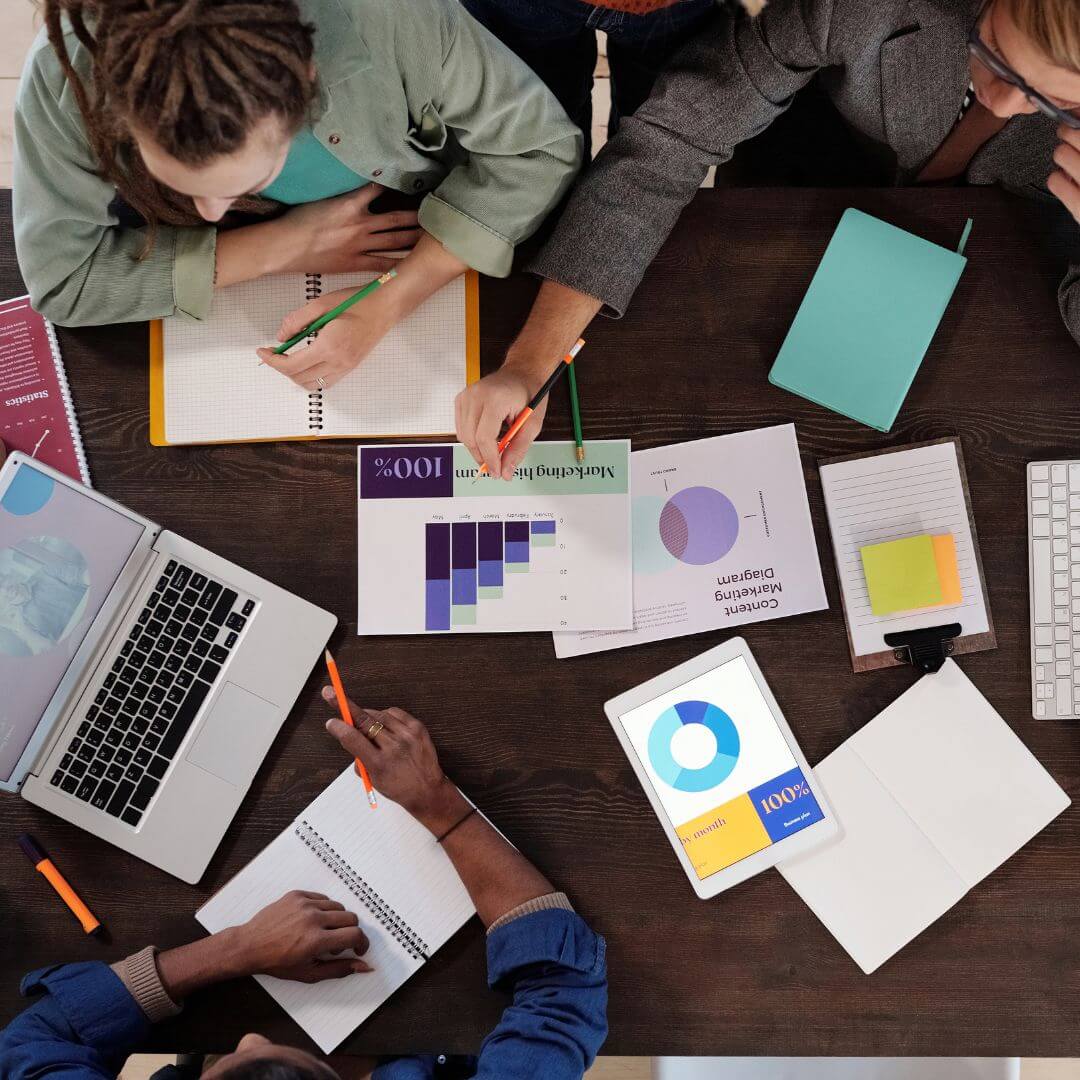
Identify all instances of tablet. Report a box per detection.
[605,637,838,898]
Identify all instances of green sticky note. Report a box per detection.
[860,535,944,616]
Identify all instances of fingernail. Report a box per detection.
[352,960,373,973]
[321,685,334,700]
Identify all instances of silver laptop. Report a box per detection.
[0,452,336,882]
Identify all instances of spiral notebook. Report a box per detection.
[196,766,475,1052]
[0,295,89,484]
[149,270,480,445]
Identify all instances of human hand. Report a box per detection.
[321,687,469,834]
[225,891,373,983]
[257,285,399,391]
[455,365,548,480]
[273,184,420,275]
[1049,125,1080,225]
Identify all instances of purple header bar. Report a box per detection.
[360,447,453,499]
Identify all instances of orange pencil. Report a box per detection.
[17,834,102,936]
[474,339,585,481]
[324,650,377,809]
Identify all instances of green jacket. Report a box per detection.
[13,0,582,327]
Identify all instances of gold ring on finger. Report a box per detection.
[366,720,384,741]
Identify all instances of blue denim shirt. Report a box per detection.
[0,910,607,1080]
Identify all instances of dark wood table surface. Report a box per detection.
[1,186,1079,1059]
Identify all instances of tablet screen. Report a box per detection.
[616,655,824,881]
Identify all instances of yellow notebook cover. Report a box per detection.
[149,270,481,447]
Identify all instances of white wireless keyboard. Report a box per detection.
[1028,460,1080,719]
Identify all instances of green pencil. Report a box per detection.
[273,269,397,355]
[567,358,585,463]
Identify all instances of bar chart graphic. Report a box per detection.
[357,441,632,634]
[426,519,559,630]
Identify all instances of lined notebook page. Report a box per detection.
[820,442,989,657]
[197,829,423,1052]
[309,766,475,951]
[196,767,475,1052]
[162,272,468,444]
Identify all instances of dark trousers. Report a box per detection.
[463,0,717,151]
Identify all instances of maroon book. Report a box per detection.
[0,295,88,484]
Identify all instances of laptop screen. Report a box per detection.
[0,461,144,782]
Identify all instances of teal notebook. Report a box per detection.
[769,208,968,433]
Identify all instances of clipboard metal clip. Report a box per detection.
[883,624,962,674]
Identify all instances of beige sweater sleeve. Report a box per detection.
[487,892,574,935]
[111,947,183,1023]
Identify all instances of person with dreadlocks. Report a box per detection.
[14,0,582,391]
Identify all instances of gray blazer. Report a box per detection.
[530,0,1080,338]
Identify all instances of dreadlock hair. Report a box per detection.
[42,0,318,253]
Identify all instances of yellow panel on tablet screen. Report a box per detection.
[676,793,771,879]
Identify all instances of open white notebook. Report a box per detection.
[150,271,479,445]
[778,661,1069,974]
[196,767,475,1051]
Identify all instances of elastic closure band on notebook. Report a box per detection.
[957,218,974,255]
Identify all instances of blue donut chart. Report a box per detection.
[648,700,740,793]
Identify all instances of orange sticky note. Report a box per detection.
[932,533,962,605]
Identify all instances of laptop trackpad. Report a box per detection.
[185,682,279,787]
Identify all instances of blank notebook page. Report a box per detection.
[163,272,468,444]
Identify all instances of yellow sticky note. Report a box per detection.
[932,533,962,605]
[860,535,944,616]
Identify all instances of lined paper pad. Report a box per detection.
[778,661,1070,974]
[196,767,475,1052]
[820,442,988,657]
[162,272,468,443]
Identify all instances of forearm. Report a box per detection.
[384,231,468,317]
[154,927,248,1000]
[504,280,602,382]
[415,784,555,928]
[214,219,288,289]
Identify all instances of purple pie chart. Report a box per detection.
[658,486,739,565]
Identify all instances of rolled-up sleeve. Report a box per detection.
[0,962,150,1080]
[417,6,583,278]
[529,0,832,315]
[13,35,216,328]
[472,909,608,1079]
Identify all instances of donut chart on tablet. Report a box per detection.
[648,700,741,792]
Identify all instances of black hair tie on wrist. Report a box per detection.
[435,806,478,844]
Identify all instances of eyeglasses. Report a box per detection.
[967,0,1080,130]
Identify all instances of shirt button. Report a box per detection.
[413,178,425,191]
[436,1055,447,1065]
[372,168,383,177]
[328,133,341,145]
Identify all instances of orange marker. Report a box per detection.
[324,650,377,809]
[474,338,585,481]
[18,834,102,936]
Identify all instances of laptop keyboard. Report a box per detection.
[47,559,256,826]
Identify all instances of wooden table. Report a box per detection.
[2,187,1079,1058]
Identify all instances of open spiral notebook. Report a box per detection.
[196,766,475,1052]
[149,270,479,445]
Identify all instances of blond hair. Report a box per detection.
[1003,0,1080,73]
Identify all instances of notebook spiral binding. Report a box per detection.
[296,821,430,962]
[43,313,90,485]
[304,272,324,432]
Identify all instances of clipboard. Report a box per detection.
[148,270,480,446]
[818,437,996,673]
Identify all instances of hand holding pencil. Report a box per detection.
[322,691,467,834]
